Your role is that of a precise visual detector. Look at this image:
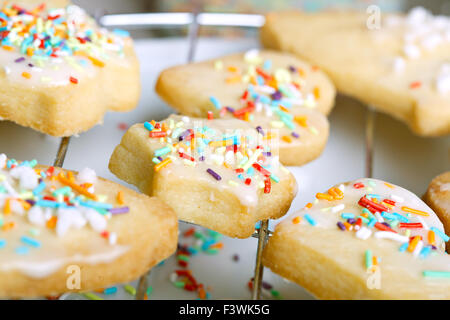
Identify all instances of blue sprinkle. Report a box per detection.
[367,218,377,228]
[20,236,41,248]
[0,239,6,249]
[263,59,272,70]
[431,227,450,242]
[33,181,46,196]
[209,96,221,110]
[341,213,355,219]
[113,28,130,37]
[420,246,432,259]
[104,287,118,295]
[399,243,408,252]
[15,246,30,255]
[144,121,154,131]
[304,214,316,226]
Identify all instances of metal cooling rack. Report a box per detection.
[48,11,376,301]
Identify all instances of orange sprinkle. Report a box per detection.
[408,236,421,252]
[282,135,292,143]
[384,182,394,189]
[2,45,14,51]
[19,199,31,210]
[154,158,172,172]
[409,81,421,89]
[343,222,352,230]
[372,256,378,266]
[46,216,57,229]
[328,187,343,199]
[279,105,290,113]
[26,47,33,56]
[57,173,97,200]
[67,171,75,182]
[316,192,334,201]
[2,222,15,231]
[3,198,11,215]
[297,68,305,77]
[116,191,124,205]
[227,66,238,73]
[21,71,31,79]
[401,206,429,217]
[209,242,223,249]
[292,216,301,224]
[428,230,436,246]
[311,65,319,71]
[313,86,320,100]
[305,202,313,209]
[226,76,241,84]
[294,116,308,127]
[87,55,105,68]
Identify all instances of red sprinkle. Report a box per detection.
[353,182,365,189]
[149,131,167,138]
[69,76,78,84]
[399,223,423,229]
[409,81,422,89]
[264,178,271,194]
[374,222,396,233]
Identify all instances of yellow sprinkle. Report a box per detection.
[401,206,429,217]
[154,158,172,172]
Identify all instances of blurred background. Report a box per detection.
[72,0,450,38]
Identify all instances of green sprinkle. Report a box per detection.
[177,254,190,262]
[82,293,103,300]
[365,250,372,269]
[124,284,136,296]
[173,281,185,288]
[423,271,450,279]
[204,248,219,255]
[271,290,282,299]
[146,286,153,296]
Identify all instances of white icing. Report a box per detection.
[436,63,450,94]
[0,159,129,279]
[287,178,447,251]
[77,167,98,184]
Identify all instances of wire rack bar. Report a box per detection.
[365,107,376,179]
[53,136,71,167]
[100,12,265,29]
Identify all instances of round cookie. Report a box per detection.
[263,178,450,299]
[109,114,297,238]
[261,7,450,136]
[424,172,450,252]
[0,1,140,136]
[0,154,178,297]
[156,50,334,166]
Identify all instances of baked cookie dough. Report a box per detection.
[109,114,297,238]
[263,178,450,299]
[0,154,178,297]
[0,1,140,136]
[261,7,450,136]
[156,50,334,166]
[424,172,450,252]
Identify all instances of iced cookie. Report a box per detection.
[424,172,450,252]
[0,154,177,297]
[109,114,297,238]
[263,178,450,299]
[261,7,450,136]
[156,50,334,166]
[0,1,140,136]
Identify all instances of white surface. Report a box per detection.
[0,37,449,300]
